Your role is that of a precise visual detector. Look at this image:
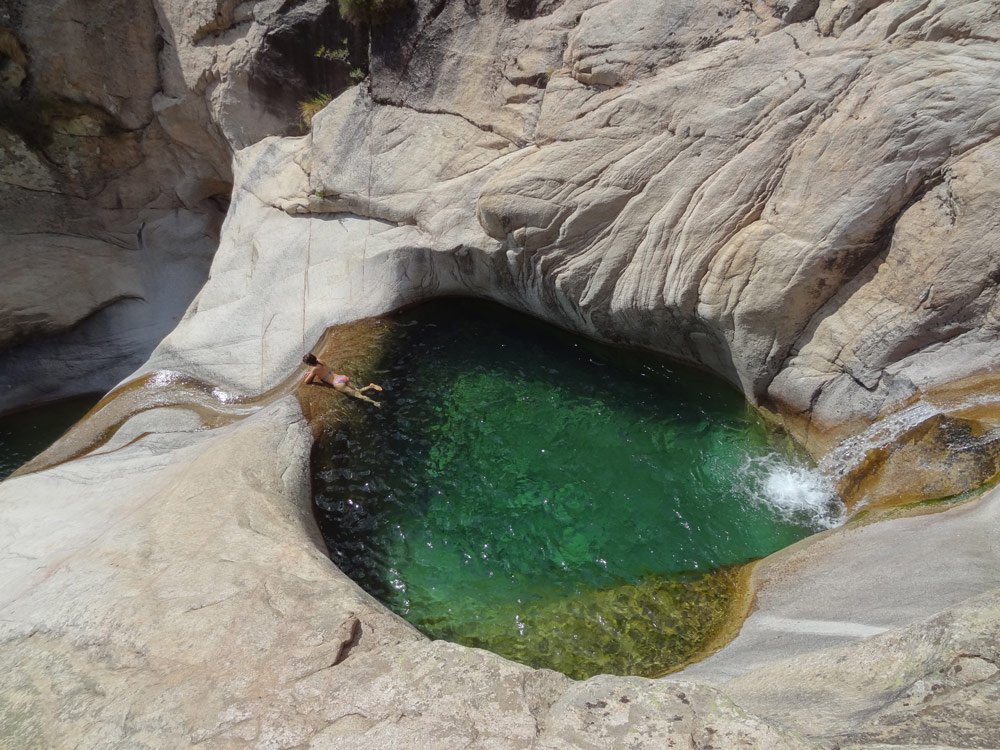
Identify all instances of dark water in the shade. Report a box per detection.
[0,395,101,480]
[312,299,842,678]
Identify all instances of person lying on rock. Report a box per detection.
[301,353,383,407]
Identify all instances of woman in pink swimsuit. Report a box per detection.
[302,353,383,406]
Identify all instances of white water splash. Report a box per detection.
[740,454,845,530]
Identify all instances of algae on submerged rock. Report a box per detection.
[428,566,750,680]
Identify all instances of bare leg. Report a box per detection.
[342,384,381,407]
[358,383,383,393]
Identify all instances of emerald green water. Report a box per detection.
[312,299,841,677]
[0,395,100,480]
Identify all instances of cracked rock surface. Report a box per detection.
[145,0,1000,454]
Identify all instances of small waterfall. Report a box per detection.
[818,390,1000,494]
[740,454,845,530]
[818,399,941,481]
[14,370,270,476]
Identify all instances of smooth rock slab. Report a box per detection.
[681,488,1000,683]
[2,392,1000,748]
[722,587,1000,748]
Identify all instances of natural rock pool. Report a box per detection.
[0,395,100,480]
[312,299,843,678]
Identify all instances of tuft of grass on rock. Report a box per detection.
[299,93,333,131]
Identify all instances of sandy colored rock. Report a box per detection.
[134,0,1000,487]
[5,0,1000,747]
[835,413,1000,509]
[720,587,1000,748]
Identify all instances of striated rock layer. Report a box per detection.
[148,0,1000,461]
[3,0,1000,747]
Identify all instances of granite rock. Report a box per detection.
[5,0,1000,747]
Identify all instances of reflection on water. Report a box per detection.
[312,299,843,678]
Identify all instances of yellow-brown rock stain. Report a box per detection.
[769,369,1000,514]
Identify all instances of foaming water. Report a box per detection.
[741,455,843,530]
[312,299,845,677]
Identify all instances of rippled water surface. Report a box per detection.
[0,395,100,480]
[312,300,842,677]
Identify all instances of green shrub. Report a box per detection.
[338,0,407,25]
[315,40,367,85]
[315,40,351,64]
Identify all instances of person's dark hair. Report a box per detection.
[302,353,319,366]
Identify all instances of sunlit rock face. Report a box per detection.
[4,1,1000,748]
[148,0,1000,458]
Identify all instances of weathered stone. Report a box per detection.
[4,384,1000,748]
[0,208,220,413]
[370,0,594,146]
[835,413,1000,509]
[147,0,1000,467]
[768,128,1000,448]
[6,0,1000,747]
[0,237,142,349]
[720,587,1000,748]
[17,0,159,131]
[0,0,371,411]
[0,395,811,749]
[680,485,1000,685]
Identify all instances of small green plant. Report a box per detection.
[299,93,333,130]
[315,39,351,64]
[315,40,366,86]
[338,0,407,25]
